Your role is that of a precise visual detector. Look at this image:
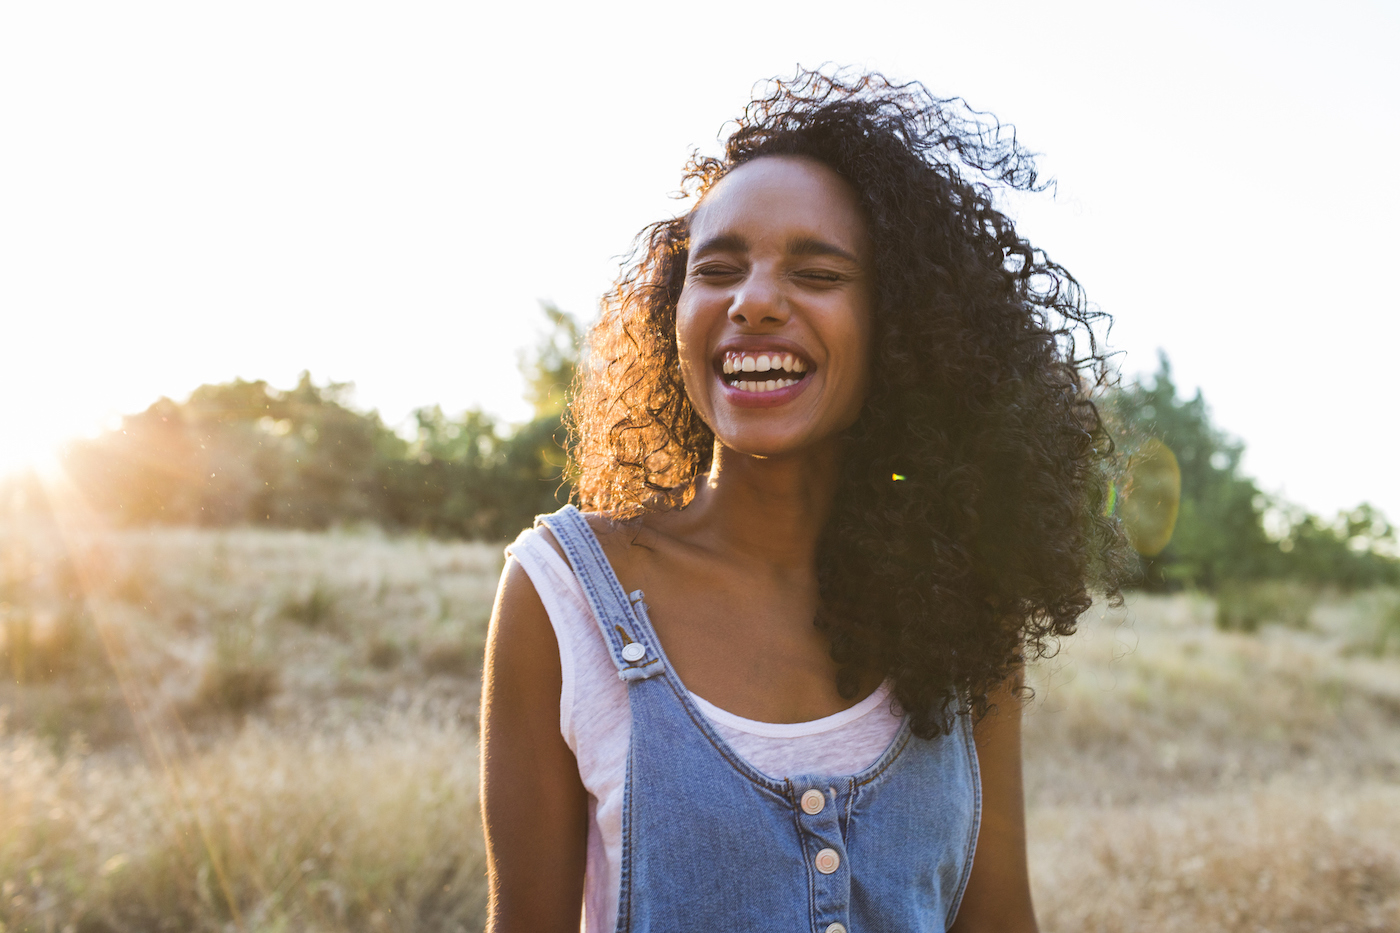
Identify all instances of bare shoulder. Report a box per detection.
[486,557,559,687]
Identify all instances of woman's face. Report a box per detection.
[676,155,874,460]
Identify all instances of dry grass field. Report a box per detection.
[1024,595,1400,931]
[1,520,1397,932]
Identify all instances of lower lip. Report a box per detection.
[717,372,811,408]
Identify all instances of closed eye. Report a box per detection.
[793,269,847,284]
[694,263,743,279]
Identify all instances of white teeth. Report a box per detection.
[724,351,810,381]
[731,378,799,393]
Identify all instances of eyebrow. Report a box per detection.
[690,233,749,257]
[690,233,860,264]
[787,236,859,264]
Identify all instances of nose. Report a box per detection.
[728,269,789,328]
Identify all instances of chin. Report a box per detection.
[715,430,824,461]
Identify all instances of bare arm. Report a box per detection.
[948,672,1038,933]
[480,557,588,933]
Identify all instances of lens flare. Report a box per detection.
[1118,438,1182,557]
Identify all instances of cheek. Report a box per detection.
[855,319,874,385]
[674,290,698,345]
[673,298,711,404]
[838,299,874,380]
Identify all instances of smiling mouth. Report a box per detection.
[718,350,811,394]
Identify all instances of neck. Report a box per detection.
[667,439,843,572]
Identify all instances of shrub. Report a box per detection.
[281,580,336,629]
[1215,581,1318,632]
[1381,599,1400,656]
[367,637,403,670]
[1,607,102,684]
[191,619,278,715]
[421,642,473,678]
[1344,588,1400,658]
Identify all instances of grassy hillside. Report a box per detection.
[2,523,1397,931]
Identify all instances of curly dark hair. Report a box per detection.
[570,68,1125,738]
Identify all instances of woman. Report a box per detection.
[481,70,1120,933]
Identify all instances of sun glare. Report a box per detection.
[0,437,62,480]
[0,410,114,482]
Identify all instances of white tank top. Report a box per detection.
[507,527,906,933]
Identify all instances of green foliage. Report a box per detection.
[60,372,407,529]
[521,302,582,419]
[1106,353,1275,588]
[1270,503,1399,590]
[50,306,584,541]
[1107,353,1398,591]
[19,318,1399,595]
[1215,580,1318,632]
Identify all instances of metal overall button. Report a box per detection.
[800,789,825,815]
[814,848,840,874]
[621,642,646,662]
[824,924,848,933]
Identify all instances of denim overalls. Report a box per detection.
[540,505,981,933]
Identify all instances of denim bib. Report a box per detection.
[539,505,981,933]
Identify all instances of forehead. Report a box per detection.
[689,156,868,255]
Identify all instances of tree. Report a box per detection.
[520,302,582,420]
[1106,353,1397,590]
[53,305,588,540]
[61,374,408,529]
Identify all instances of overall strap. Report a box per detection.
[537,505,664,683]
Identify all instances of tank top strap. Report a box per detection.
[536,505,664,683]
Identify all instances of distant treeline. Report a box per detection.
[1105,353,1396,591]
[11,306,582,542]
[47,377,570,542]
[2,309,1395,590]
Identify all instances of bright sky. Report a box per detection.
[2,1,1397,521]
